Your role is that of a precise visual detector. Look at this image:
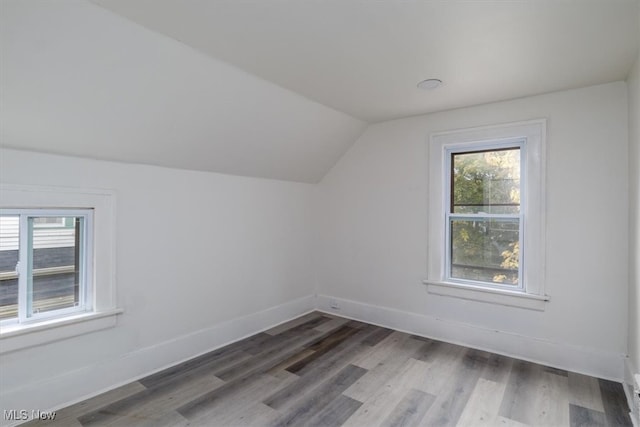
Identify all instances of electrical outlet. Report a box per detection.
[329,299,340,310]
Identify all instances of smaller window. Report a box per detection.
[0,209,93,325]
[0,185,119,353]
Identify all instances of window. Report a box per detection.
[425,120,547,310]
[447,145,522,289]
[0,184,120,353]
[0,210,93,324]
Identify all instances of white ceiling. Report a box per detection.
[0,0,366,183]
[1,0,638,183]
[91,0,640,122]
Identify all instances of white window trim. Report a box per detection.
[425,119,548,311]
[0,309,122,353]
[1,208,94,325]
[0,184,122,353]
[32,216,66,228]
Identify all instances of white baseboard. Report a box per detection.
[624,357,640,427]
[316,294,625,382]
[0,294,315,427]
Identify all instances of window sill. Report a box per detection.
[423,280,549,311]
[0,309,123,354]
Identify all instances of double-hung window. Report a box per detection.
[447,144,522,289]
[426,120,547,310]
[0,209,93,324]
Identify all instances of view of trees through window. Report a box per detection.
[449,147,521,285]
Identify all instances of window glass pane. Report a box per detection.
[33,217,66,227]
[29,217,82,315]
[0,216,19,320]
[451,148,520,214]
[450,218,519,285]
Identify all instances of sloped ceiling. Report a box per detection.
[91,0,640,122]
[0,0,366,183]
[1,0,638,183]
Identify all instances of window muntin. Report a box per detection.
[0,209,93,324]
[445,143,523,289]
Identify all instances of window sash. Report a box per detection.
[0,209,94,326]
[449,146,521,215]
[445,214,524,290]
[444,142,525,291]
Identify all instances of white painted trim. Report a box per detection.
[427,119,547,299]
[0,294,315,426]
[430,119,550,140]
[424,281,548,311]
[0,185,119,355]
[624,357,640,427]
[316,294,624,381]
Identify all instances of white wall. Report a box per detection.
[0,80,633,418]
[316,82,630,380]
[0,149,316,417]
[627,32,640,402]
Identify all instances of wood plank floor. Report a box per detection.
[24,312,632,427]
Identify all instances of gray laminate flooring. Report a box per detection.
[23,312,632,427]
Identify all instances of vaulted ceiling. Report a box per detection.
[1,0,638,183]
[91,0,640,123]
